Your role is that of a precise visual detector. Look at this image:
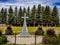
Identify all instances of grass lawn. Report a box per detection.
[0,26,60,34]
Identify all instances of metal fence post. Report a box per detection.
[35,33,37,45]
[15,34,16,45]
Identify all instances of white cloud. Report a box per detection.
[0,0,49,9]
[0,0,60,15]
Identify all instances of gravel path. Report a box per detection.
[6,35,43,45]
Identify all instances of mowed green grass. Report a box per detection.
[0,26,60,34]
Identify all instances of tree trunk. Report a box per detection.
[34,21,35,26]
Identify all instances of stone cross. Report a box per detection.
[20,13,30,36]
[21,13,28,32]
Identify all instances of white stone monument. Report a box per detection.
[19,13,31,36]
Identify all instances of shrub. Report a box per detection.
[5,26,13,35]
[46,29,56,37]
[0,35,7,44]
[35,26,44,35]
[42,35,57,44]
[42,28,57,44]
[55,33,60,45]
[0,30,2,36]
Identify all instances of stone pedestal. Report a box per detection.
[19,13,31,36]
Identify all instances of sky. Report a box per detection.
[0,0,60,15]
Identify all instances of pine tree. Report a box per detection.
[18,7,23,26]
[8,6,13,24]
[1,8,5,24]
[37,4,41,18]
[13,6,18,25]
[41,6,45,25]
[23,7,26,15]
[36,4,42,25]
[26,6,31,26]
[42,6,51,26]
[26,6,30,16]
[51,6,59,26]
[31,5,36,26]
[0,11,1,23]
[41,6,45,12]
[4,8,7,24]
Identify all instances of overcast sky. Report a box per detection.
[0,0,60,15]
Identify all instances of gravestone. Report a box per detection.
[19,13,31,36]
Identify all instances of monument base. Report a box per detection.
[17,32,31,37]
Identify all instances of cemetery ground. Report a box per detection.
[0,26,60,34]
[0,26,60,45]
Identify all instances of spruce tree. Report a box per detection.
[8,6,13,24]
[36,4,42,25]
[36,4,41,19]
[31,5,36,26]
[41,6,45,25]
[0,12,1,23]
[42,6,51,26]
[26,6,30,16]
[51,6,59,26]
[13,6,18,25]
[26,6,31,26]
[23,7,26,15]
[1,8,5,24]
[18,7,23,26]
[4,8,7,24]
[41,6,45,12]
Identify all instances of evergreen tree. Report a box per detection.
[31,5,36,26]
[13,6,18,25]
[0,11,1,23]
[0,5,59,26]
[1,8,5,24]
[36,4,42,25]
[36,4,41,19]
[18,7,23,26]
[41,6,45,12]
[4,8,7,24]
[15,6,18,16]
[26,6,31,26]
[42,6,51,25]
[23,7,26,15]
[51,6,59,26]
[26,6,30,16]
[8,6,13,24]
[41,6,45,25]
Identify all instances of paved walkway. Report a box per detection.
[6,35,43,45]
